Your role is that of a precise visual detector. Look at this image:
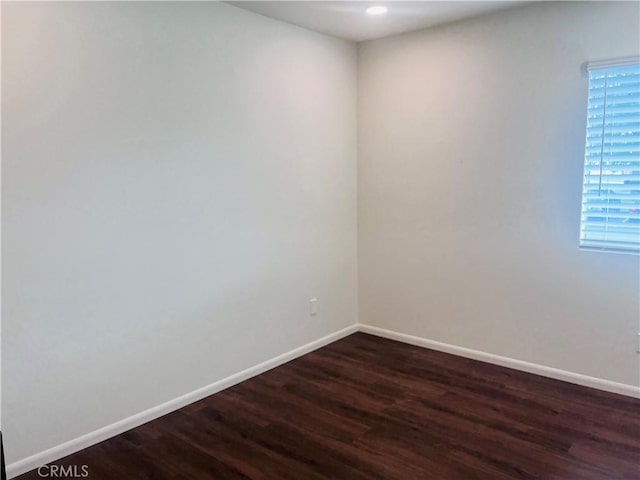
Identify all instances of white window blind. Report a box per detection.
[580,60,640,253]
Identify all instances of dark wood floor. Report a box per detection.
[16,333,640,479]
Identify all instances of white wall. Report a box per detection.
[358,1,640,387]
[2,2,357,463]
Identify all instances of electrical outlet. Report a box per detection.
[310,298,318,316]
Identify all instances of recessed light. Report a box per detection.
[366,6,387,16]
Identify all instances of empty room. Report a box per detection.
[2,1,639,479]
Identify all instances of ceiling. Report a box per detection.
[226,1,526,42]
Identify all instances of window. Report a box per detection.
[580,58,640,253]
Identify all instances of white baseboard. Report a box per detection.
[6,324,358,479]
[8,322,639,477]
[359,324,640,399]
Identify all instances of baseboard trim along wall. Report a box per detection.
[359,324,640,399]
[8,322,639,477]
[6,324,359,479]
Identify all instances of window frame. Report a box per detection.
[579,56,640,255]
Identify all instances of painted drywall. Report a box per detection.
[2,1,357,464]
[358,1,640,387]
